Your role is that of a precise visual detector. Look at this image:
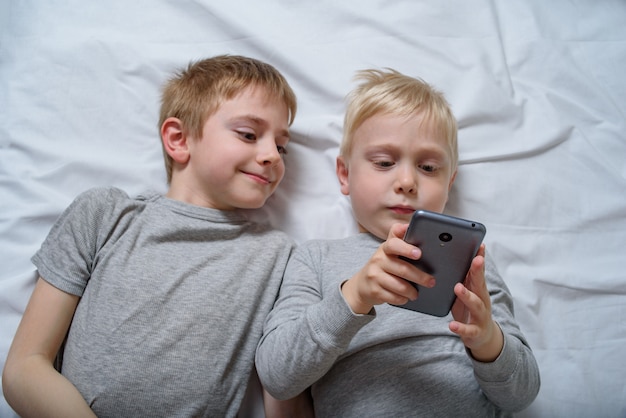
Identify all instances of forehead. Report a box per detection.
[353,111,452,154]
[216,86,288,116]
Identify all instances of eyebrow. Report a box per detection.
[364,142,450,161]
[417,145,449,159]
[231,114,290,139]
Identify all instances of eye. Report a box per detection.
[374,160,394,168]
[419,163,438,173]
[277,145,288,155]
[237,130,257,141]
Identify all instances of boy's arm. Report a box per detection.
[449,248,540,411]
[2,278,96,418]
[449,245,504,361]
[257,225,432,399]
[256,244,374,399]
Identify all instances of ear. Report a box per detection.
[336,156,350,196]
[161,117,190,164]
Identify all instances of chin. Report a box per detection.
[239,197,269,210]
[359,224,388,240]
[238,203,264,210]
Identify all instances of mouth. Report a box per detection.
[389,205,415,215]
[242,171,272,185]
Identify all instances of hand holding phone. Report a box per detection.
[394,210,486,317]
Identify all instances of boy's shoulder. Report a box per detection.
[72,186,135,206]
[58,187,165,237]
[67,186,154,217]
[74,186,162,201]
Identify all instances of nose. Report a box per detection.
[394,165,417,194]
[257,138,282,166]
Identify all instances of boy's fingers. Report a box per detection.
[476,243,486,257]
[449,320,468,335]
[455,281,492,326]
[383,234,421,261]
[383,277,419,303]
[454,282,473,306]
[450,320,482,340]
[454,283,486,320]
[466,255,489,301]
[388,222,409,240]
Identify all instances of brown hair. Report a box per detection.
[159,55,297,183]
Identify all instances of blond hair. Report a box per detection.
[341,69,457,169]
[159,55,297,183]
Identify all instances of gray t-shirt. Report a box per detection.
[256,233,540,417]
[32,187,293,418]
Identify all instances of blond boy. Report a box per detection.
[257,69,540,417]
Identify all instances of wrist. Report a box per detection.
[340,279,373,315]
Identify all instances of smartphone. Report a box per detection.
[395,210,486,317]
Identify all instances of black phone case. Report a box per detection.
[395,210,486,317]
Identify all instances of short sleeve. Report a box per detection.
[31,187,128,296]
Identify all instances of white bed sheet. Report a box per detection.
[1,1,625,417]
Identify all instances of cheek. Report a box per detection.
[349,168,391,202]
[275,162,286,183]
[347,176,379,210]
[425,182,451,211]
[348,164,381,189]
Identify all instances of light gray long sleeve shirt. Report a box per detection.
[256,233,540,417]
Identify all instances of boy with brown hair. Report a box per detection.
[257,68,540,417]
[3,55,297,417]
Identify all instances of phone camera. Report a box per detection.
[439,232,452,242]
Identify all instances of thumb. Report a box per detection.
[388,222,409,240]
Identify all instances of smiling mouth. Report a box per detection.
[243,171,271,185]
